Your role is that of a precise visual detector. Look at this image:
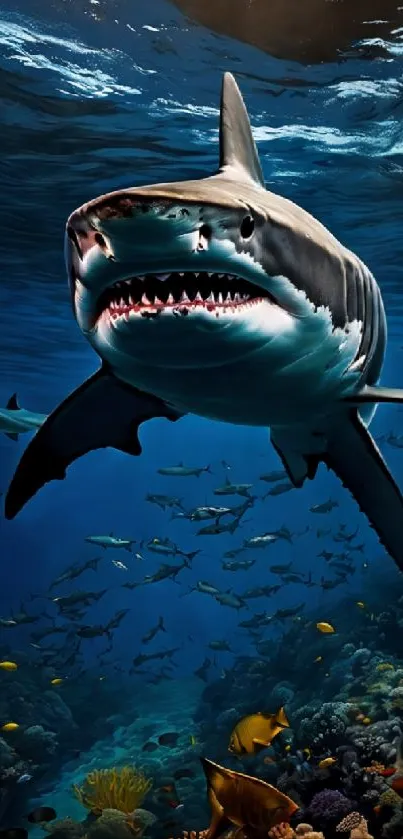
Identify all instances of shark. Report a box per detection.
[5,72,403,571]
[0,394,47,441]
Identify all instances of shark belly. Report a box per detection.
[108,306,364,430]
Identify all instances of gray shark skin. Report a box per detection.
[5,73,403,571]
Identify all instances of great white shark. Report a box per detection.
[5,73,403,571]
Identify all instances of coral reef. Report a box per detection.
[72,767,152,814]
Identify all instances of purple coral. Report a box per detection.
[308,789,354,828]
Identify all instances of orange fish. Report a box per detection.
[201,757,298,838]
[390,776,403,796]
[379,768,396,778]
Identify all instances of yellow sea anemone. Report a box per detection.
[72,766,152,815]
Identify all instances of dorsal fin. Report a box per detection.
[6,393,19,411]
[219,72,264,186]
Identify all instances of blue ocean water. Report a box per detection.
[1,1,403,836]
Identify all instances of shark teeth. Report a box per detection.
[98,270,269,321]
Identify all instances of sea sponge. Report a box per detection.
[308,789,353,828]
[73,767,152,815]
[378,788,402,810]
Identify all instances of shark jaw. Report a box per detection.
[66,196,299,376]
[98,271,269,322]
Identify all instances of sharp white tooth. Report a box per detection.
[119,298,125,307]
[179,272,184,277]
[195,291,203,303]
[110,301,116,310]
[124,279,132,285]
[234,293,240,303]
[218,292,223,305]
[128,295,133,305]
[155,296,163,306]
[141,293,150,306]
[115,282,122,289]
[167,293,174,305]
[180,291,189,303]
[138,276,145,281]
[207,272,212,278]
[156,273,170,281]
[194,272,200,278]
[225,292,232,304]
[218,273,224,278]
[206,292,215,304]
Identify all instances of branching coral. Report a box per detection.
[72,766,152,815]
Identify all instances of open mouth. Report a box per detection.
[96,271,273,323]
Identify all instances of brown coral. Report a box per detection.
[293,833,323,839]
[72,767,152,815]
[268,824,295,839]
[43,818,86,839]
[84,808,138,839]
[167,833,209,839]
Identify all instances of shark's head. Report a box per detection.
[65,73,311,375]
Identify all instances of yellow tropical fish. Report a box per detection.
[0,661,18,671]
[1,722,19,732]
[229,707,290,756]
[356,602,365,609]
[318,757,337,769]
[314,656,323,663]
[201,757,298,837]
[362,717,371,725]
[376,663,395,672]
[316,622,335,634]
[50,678,64,686]
[189,734,197,747]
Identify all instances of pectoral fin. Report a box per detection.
[5,366,183,520]
[270,428,320,487]
[322,410,403,573]
[344,385,403,404]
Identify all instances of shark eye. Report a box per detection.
[240,214,254,239]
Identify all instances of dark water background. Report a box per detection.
[1,0,403,674]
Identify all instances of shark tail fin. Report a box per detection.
[229,516,241,534]
[185,549,201,564]
[321,411,403,573]
[219,73,265,187]
[6,393,19,411]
